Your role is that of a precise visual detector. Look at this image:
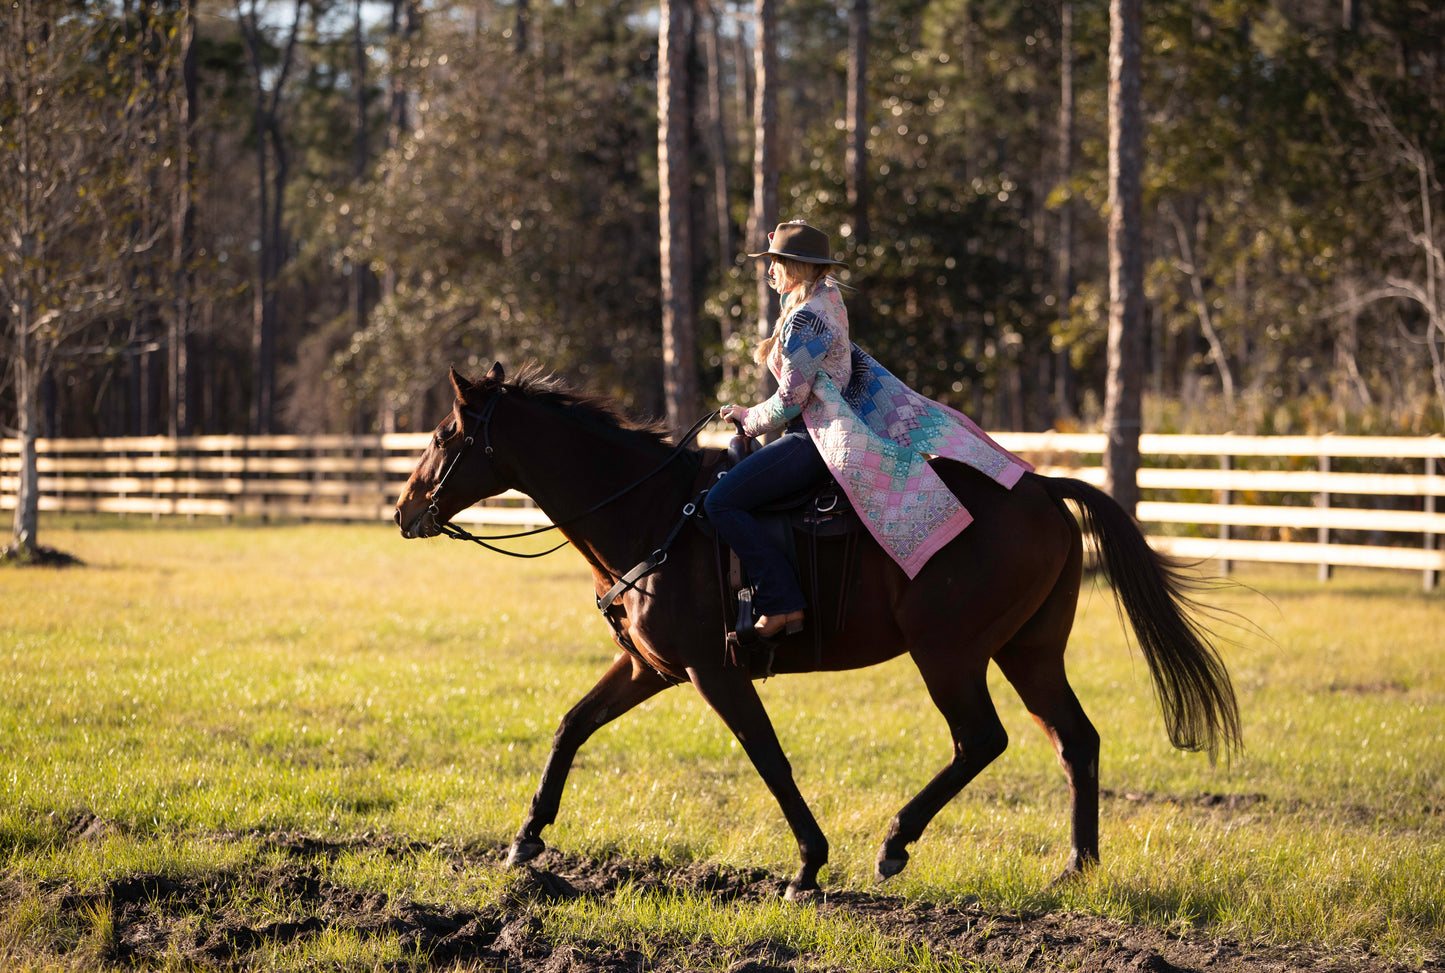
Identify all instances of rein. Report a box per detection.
[427,387,717,559]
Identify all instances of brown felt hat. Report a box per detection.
[747,221,846,267]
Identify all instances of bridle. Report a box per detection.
[421,384,715,559]
[420,386,567,557]
[425,387,502,519]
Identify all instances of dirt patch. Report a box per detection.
[88,863,507,967]
[25,844,1439,972]
[1102,790,1269,812]
[1328,680,1411,695]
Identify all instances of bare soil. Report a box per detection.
[23,830,1440,972]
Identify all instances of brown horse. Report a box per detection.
[394,362,1240,900]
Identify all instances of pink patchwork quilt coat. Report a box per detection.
[740,281,1033,578]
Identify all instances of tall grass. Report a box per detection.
[2,517,1441,965]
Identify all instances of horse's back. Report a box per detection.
[931,462,1075,558]
[885,463,1077,643]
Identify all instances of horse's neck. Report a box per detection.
[504,401,686,570]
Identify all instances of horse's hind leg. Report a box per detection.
[999,633,1098,879]
[876,653,1008,882]
[981,493,1100,880]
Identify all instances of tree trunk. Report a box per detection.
[390,0,419,140]
[353,0,369,331]
[659,0,699,433]
[732,2,752,157]
[698,0,736,383]
[8,3,46,553]
[380,0,420,434]
[699,0,732,270]
[242,8,272,436]
[251,117,281,436]
[237,0,302,436]
[514,0,529,54]
[750,0,778,401]
[1343,0,1361,32]
[1102,0,1144,513]
[1053,0,1076,422]
[348,0,377,390]
[9,315,41,556]
[169,0,196,438]
[846,0,869,247]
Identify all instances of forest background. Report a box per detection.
[4,0,1444,456]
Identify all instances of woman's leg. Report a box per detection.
[703,429,827,616]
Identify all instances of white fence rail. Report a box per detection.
[4,431,1443,588]
[995,432,1444,588]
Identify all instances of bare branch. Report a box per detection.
[1162,200,1235,405]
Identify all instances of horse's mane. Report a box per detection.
[503,363,676,448]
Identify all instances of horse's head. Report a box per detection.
[394,362,511,538]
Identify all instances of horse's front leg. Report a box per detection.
[686,663,829,901]
[507,653,674,867]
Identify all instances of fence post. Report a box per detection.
[1218,451,1232,576]
[236,438,247,522]
[377,435,389,522]
[1317,451,1332,582]
[152,442,162,522]
[117,439,128,519]
[1427,454,1439,593]
[305,439,317,524]
[186,437,197,523]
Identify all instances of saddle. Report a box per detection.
[697,426,864,668]
[594,426,864,682]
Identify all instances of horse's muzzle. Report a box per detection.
[396,504,441,539]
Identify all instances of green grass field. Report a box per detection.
[2,518,1442,969]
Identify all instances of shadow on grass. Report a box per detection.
[0,543,83,567]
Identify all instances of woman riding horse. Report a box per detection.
[709,220,1032,638]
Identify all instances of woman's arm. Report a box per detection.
[740,307,831,437]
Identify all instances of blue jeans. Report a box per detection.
[703,428,827,615]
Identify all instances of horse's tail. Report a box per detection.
[1044,475,1242,758]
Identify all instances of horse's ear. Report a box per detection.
[449,366,474,398]
[485,361,505,384]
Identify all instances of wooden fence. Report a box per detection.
[4,431,1443,589]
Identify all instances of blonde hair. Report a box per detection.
[753,258,834,364]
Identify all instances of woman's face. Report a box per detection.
[766,258,801,294]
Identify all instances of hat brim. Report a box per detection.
[747,248,848,267]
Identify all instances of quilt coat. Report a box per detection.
[740,281,1033,578]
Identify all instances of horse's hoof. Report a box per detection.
[1046,864,1090,891]
[784,881,819,903]
[875,842,909,881]
[505,838,546,868]
[874,855,908,882]
[1045,850,1097,890]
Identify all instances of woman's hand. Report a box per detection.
[719,404,749,424]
